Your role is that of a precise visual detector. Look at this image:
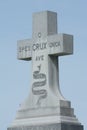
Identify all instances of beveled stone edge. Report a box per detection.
[9,115,81,128]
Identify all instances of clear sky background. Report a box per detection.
[0,0,87,130]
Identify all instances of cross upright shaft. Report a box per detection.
[17,11,73,109]
[32,11,57,38]
[7,11,84,130]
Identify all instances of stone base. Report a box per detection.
[8,123,83,130]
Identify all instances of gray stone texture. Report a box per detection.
[7,11,84,130]
[8,123,83,130]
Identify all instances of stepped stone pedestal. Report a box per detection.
[7,11,84,130]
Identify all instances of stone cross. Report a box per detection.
[7,11,84,130]
[17,11,73,108]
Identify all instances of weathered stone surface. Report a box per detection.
[8,11,84,130]
[8,123,83,130]
[16,11,74,118]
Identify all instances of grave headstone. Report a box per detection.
[7,11,84,130]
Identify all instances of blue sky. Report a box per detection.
[0,0,87,130]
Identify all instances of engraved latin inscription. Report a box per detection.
[19,45,31,52]
[36,55,44,61]
[32,42,47,51]
[49,41,60,48]
[18,42,61,53]
[17,11,73,108]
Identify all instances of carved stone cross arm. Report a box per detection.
[17,39,32,61]
[7,11,84,130]
[17,33,73,61]
[17,11,74,107]
[48,33,73,56]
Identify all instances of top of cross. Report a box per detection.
[32,11,57,39]
[17,11,73,60]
